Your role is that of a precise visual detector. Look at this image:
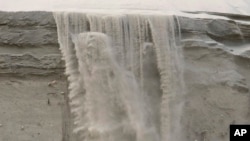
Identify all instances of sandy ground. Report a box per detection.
[0,76,67,141]
[182,46,250,141]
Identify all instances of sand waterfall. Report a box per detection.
[54,12,185,141]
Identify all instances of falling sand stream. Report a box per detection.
[54,12,185,141]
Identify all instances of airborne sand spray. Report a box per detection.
[54,12,185,141]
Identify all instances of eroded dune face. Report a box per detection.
[0,7,250,141]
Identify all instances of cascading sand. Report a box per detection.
[54,12,185,141]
